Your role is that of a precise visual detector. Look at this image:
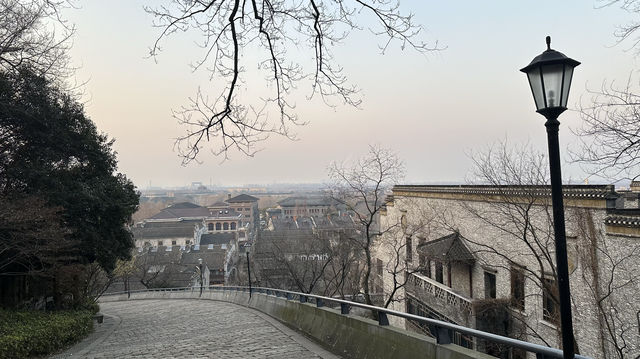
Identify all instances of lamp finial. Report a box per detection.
[546,36,551,50]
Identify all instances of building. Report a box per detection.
[225,194,259,229]
[133,200,251,248]
[276,196,338,218]
[378,184,640,358]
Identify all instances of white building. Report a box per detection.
[378,184,640,358]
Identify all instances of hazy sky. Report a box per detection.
[65,1,638,188]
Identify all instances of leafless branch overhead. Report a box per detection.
[146,1,440,162]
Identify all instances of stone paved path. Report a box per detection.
[52,299,341,359]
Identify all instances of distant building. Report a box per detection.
[225,194,259,229]
[133,200,251,248]
[276,196,338,218]
[106,246,227,292]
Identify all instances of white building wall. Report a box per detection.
[379,192,640,358]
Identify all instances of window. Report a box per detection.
[543,278,559,323]
[511,266,525,311]
[484,272,496,299]
[158,241,163,246]
[216,223,221,230]
[425,259,432,278]
[435,262,444,284]
[406,237,413,263]
[171,240,177,246]
[223,223,229,230]
[245,207,250,211]
[230,222,236,230]
[186,240,191,245]
[418,238,426,269]
[377,258,383,276]
[208,223,214,231]
[447,262,452,287]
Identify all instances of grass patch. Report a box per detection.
[0,309,93,359]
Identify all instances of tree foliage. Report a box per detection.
[145,0,439,161]
[0,68,139,274]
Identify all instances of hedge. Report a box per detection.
[0,309,93,359]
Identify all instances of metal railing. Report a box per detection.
[102,286,591,359]
[409,272,473,316]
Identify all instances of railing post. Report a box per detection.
[378,312,389,326]
[340,303,350,315]
[434,326,451,345]
[316,298,324,308]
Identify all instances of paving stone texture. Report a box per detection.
[52,299,340,359]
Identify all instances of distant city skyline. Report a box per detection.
[65,1,637,188]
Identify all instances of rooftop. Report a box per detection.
[277,196,337,207]
[227,194,259,203]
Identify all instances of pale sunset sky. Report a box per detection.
[64,1,638,188]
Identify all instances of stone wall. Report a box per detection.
[378,187,640,358]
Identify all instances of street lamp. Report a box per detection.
[521,36,579,359]
[198,258,203,297]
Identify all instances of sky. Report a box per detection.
[64,1,639,188]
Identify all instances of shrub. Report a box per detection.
[0,309,93,359]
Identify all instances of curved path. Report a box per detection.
[52,299,341,359]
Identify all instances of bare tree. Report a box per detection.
[0,0,74,79]
[254,229,334,293]
[573,77,640,182]
[327,144,404,305]
[463,140,640,357]
[0,195,70,277]
[377,199,435,309]
[463,141,564,348]
[145,1,439,162]
[597,0,640,51]
[575,206,640,358]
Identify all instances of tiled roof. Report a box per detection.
[227,194,259,203]
[208,209,241,218]
[605,209,640,228]
[393,184,617,200]
[181,249,226,269]
[417,232,476,265]
[150,203,210,219]
[167,202,202,209]
[133,221,198,239]
[277,196,336,207]
[208,202,229,208]
[200,232,236,246]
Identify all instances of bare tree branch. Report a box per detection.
[572,76,640,182]
[146,1,441,162]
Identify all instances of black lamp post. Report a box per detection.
[198,258,203,297]
[521,36,580,359]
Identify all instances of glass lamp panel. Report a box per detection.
[541,64,564,108]
[560,65,574,108]
[526,67,545,110]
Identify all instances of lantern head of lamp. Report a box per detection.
[520,36,580,119]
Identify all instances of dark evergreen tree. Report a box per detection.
[0,68,139,274]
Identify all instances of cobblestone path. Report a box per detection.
[53,299,340,359]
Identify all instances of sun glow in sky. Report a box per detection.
[66,1,638,188]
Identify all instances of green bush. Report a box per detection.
[78,298,100,314]
[0,309,93,359]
